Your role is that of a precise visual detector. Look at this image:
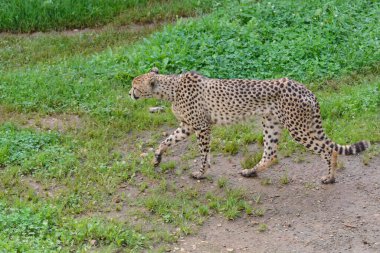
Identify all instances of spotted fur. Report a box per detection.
[130,68,370,183]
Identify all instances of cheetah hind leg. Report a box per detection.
[320,150,338,184]
[287,128,338,184]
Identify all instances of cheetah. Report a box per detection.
[129,68,370,184]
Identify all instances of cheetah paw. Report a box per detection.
[321,176,336,184]
[240,169,258,178]
[153,154,162,167]
[191,171,206,179]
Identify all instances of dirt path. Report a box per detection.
[165,142,380,253]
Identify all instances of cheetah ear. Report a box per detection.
[150,67,159,74]
[150,75,157,88]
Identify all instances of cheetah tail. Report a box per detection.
[334,141,371,155]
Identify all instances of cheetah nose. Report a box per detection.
[129,89,139,100]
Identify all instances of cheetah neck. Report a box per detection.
[153,75,179,102]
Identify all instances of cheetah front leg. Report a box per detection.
[153,122,193,167]
[241,116,282,177]
[191,127,211,179]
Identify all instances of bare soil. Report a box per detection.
[26,114,82,132]
[158,139,380,253]
[0,21,165,37]
[0,107,82,133]
[21,177,65,198]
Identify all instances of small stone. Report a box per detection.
[140,152,148,158]
[226,248,234,252]
[162,132,169,137]
[90,239,97,246]
[250,220,259,225]
[217,223,222,227]
[149,106,165,113]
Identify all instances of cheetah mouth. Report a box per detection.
[131,89,140,100]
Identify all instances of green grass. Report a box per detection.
[114,0,379,83]
[280,172,290,185]
[0,0,378,130]
[211,122,262,154]
[0,0,379,251]
[0,24,160,71]
[160,160,177,172]
[241,151,262,170]
[217,177,228,188]
[318,80,380,143]
[206,188,252,220]
[258,223,268,232]
[0,202,145,251]
[0,123,77,178]
[0,0,215,32]
[0,0,218,71]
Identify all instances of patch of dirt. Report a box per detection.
[0,20,166,38]
[119,125,174,157]
[77,183,144,221]
[27,114,82,132]
[21,177,64,198]
[0,106,82,132]
[57,22,163,37]
[81,182,178,239]
[155,138,380,253]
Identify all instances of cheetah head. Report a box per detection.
[129,67,159,100]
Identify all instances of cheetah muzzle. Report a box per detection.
[130,68,370,184]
